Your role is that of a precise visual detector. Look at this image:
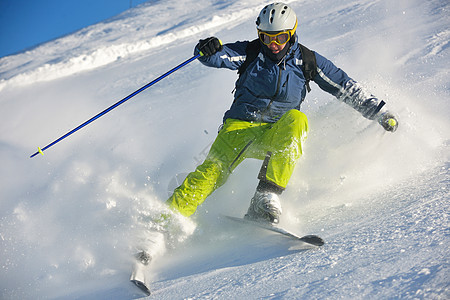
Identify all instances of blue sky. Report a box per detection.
[0,0,149,58]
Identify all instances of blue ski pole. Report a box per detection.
[30,54,201,158]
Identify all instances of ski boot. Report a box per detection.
[244,190,282,224]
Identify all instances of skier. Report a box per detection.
[132,2,399,293]
[165,2,398,224]
[166,2,399,223]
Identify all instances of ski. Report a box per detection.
[225,215,324,247]
[130,251,152,296]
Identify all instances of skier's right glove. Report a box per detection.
[377,111,399,132]
[197,37,223,56]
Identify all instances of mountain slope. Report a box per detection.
[0,0,448,299]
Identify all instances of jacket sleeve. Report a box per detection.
[194,41,248,71]
[312,51,385,120]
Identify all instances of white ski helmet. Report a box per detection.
[256,3,298,33]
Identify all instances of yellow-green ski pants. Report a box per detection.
[166,109,308,216]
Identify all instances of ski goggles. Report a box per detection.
[258,31,291,46]
[258,20,298,46]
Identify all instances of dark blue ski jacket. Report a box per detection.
[195,38,385,124]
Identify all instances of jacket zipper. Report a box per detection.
[260,64,283,122]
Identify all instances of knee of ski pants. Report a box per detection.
[261,110,309,188]
[166,159,228,217]
[284,110,308,151]
[261,110,308,153]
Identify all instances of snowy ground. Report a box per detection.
[0,0,449,299]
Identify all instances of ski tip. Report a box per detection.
[131,279,151,296]
[301,235,325,247]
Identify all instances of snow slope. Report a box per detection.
[0,0,449,299]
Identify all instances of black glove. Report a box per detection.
[197,37,223,56]
[378,111,399,132]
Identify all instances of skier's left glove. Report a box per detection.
[377,111,398,132]
[197,37,223,56]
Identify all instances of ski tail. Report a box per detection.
[131,278,151,296]
[130,251,152,296]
